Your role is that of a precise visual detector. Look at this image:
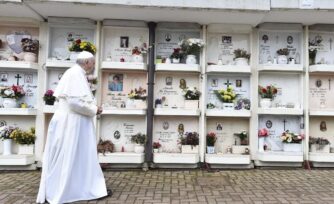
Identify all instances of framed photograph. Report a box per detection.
[211,79,218,87]
[216,123,223,131]
[236,79,242,87]
[108,74,124,92]
[120,36,129,48]
[24,74,33,84]
[0,73,8,82]
[222,36,232,44]
[166,76,173,86]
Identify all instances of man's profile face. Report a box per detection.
[85,58,95,73]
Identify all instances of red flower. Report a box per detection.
[261,88,267,93]
[273,88,277,94]
[76,39,81,44]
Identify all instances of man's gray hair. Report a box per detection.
[76,57,94,66]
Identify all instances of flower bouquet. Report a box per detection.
[69,39,96,55]
[214,86,237,109]
[43,90,56,105]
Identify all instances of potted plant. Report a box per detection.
[21,38,39,62]
[234,131,248,145]
[43,90,56,105]
[182,87,201,109]
[258,85,278,108]
[127,87,147,109]
[276,48,289,64]
[131,133,146,153]
[281,130,304,152]
[232,131,249,154]
[214,86,237,110]
[206,132,216,154]
[233,49,250,66]
[0,126,16,155]
[68,39,96,61]
[170,48,183,63]
[132,43,147,63]
[10,127,35,155]
[180,38,205,64]
[152,142,161,153]
[181,132,199,153]
[309,137,330,153]
[258,128,269,152]
[97,139,114,155]
[0,85,25,108]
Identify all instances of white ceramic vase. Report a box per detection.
[17,144,34,155]
[234,58,248,66]
[260,98,271,108]
[134,144,145,153]
[223,103,234,110]
[186,55,197,64]
[207,146,215,154]
[132,54,143,63]
[258,137,265,152]
[3,139,12,155]
[3,98,17,108]
[23,52,37,63]
[277,55,288,64]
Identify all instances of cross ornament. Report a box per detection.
[329,78,331,90]
[224,80,232,89]
[283,119,287,131]
[15,74,22,85]
[330,38,333,51]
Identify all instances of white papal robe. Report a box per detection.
[36,64,107,204]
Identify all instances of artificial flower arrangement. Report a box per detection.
[132,43,148,55]
[182,87,201,100]
[131,133,147,145]
[233,49,250,60]
[277,48,289,56]
[170,48,183,60]
[179,38,205,55]
[69,39,96,55]
[258,128,269,137]
[234,131,248,145]
[181,132,199,146]
[87,74,98,95]
[128,87,147,100]
[214,86,237,103]
[43,90,56,105]
[258,85,278,99]
[206,132,217,146]
[280,130,304,143]
[10,127,35,145]
[0,85,25,99]
[0,126,16,140]
[21,38,39,54]
[153,142,161,149]
[97,139,114,155]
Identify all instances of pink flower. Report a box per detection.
[258,128,269,137]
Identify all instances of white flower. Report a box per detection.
[4,90,14,96]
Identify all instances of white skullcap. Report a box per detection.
[77,51,94,59]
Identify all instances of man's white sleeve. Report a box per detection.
[67,97,97,117]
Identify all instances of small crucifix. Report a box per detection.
[224,80,232,89]
[283,119,287,131]
[15,74,22,85]
[329,78,331,90]
[330,38,333,51]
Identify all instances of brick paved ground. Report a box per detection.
[0,169,334,204]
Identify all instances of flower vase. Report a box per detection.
[277,55,288,64]
[153,148,159,153]
[172,58,180,63]
[132,54,143,63]
[17,144,34,155]
[3,98,17,108]
[134,144,145,153]
[184,100,199,109]
[207,146,215,154]
[186,55,197,64]
[45,100,55,105]
[126,99,135,109]
[260,98,271,108]
[258,137,265,152]
[23,52,37,63]
[234,58,248,66]
[283,143,302,152]
[70,52,80,61]
[3,139,12,155]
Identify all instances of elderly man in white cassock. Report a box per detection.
[36,51,111,204]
